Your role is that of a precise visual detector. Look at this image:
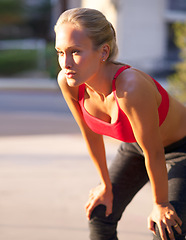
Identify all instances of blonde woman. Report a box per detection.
[55,8,186,240]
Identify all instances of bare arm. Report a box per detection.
[116,69,182,239]
[57,71,113,218]
[117,77,168,204]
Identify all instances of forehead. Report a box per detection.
[55,23,92,50]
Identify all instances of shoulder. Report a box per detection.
[115,67,157,110]
[57,70,79,101]
[115,68,145,97]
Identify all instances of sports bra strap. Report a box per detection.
[112,65,131,91]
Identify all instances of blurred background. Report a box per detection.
[0,1,186,240]
[0,0,186,79]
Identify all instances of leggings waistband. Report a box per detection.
[164,136,186,154]
[129,136,186,155]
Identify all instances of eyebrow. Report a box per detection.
[55,45,82,51]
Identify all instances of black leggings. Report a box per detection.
[89,137,186,240]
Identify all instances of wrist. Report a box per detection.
[153,201,169,207]
[101,181,112,191]
[153,195,168,204]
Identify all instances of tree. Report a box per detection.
[168,22,186,104]
[0,0,24,40]
[0,0,51,40]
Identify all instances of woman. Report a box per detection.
[54,8,186,240]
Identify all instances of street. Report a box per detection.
[0,89,79,136]
[0,88,152,240]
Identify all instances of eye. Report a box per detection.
[72,50,80,55]
[57,50,64,56]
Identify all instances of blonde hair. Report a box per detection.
[54,8,118,62]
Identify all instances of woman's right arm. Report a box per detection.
[57,71,113,219]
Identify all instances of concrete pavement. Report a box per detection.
[0,120,153,240]
[0,133,152,240]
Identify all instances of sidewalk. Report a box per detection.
[0,133,152,240]
[0,77,58,91]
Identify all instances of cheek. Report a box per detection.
[58,56,63,69]
[73,55,85,66]
[79,54,100,70]
[81,63,100,81]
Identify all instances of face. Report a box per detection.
[55,23,103,87]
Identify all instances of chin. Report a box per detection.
[67,78,80,87]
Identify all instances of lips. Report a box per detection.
[65,71,76,78]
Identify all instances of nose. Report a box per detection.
[61,53,72,69]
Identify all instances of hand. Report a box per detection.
[85,184,113,220]
[148,202,182,240]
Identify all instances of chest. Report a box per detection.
[79,84,136,142]
[84,88,118,124]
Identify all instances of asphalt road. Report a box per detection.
[0,89,68,114]
[0,89,80,136]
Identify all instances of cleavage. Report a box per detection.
[84,88,118,124]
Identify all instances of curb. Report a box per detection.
[0,78,59,91]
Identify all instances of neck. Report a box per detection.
[85,62,116,98]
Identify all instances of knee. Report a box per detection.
[89,205,118,240]
[151,200,186,240]
[171,201,186,238]
[153,224,186,240]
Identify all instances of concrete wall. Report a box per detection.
[81,0,118,30]
[116,0,167,72]
[67,0,82,9]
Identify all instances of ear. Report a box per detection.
[101,44,110,62]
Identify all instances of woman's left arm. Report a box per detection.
[116,70,182,240]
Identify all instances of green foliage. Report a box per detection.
[46,42,60,79]
[0,0,56,77]
[0,49,37,76]
[0,0,51,40]
[168,22,186,104]
[0,43,60,78]
[0,0,24,25]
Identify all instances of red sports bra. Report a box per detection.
[78,65,169,142]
